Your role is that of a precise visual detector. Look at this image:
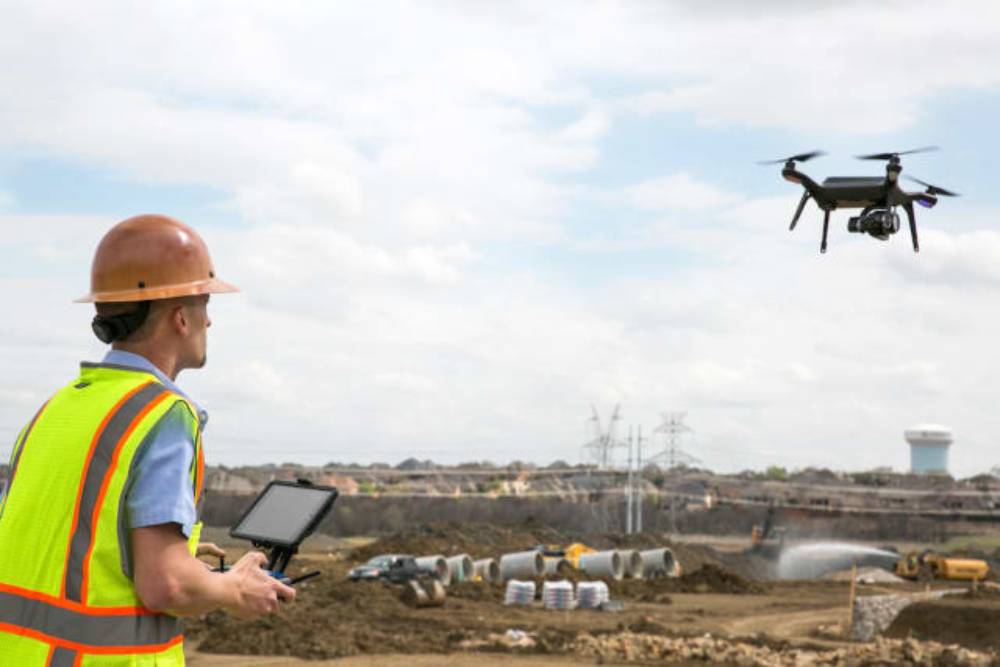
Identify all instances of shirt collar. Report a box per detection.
[100,350,209,429]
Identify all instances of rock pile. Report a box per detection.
[851,590,957,641]
[571,633,997,666]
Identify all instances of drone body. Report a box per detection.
[762,148,957,253]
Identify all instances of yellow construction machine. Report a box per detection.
[535,543,595,569]
[893,551,991,582]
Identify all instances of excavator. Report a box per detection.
[748,503,786,559]
[893,551,991,582]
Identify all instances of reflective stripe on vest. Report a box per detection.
[64,381,171,603]
[0,584,181,650]
[0,364,200,661]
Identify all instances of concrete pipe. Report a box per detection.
[446,554,474,583]
[473,558,500,583]
[543,557,574,577]
[399,580,430,607]
[416,555,450,586]
[499,550,545,580]
[579,550,624,580]
[622,550,644,579]
[640,548,679,578]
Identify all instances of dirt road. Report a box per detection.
[188,653,583,666]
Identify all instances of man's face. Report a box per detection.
[181,294,211,369]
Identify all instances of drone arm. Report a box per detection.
[903,201,919,252]
[790,191,812,231]
[820,209,830,254]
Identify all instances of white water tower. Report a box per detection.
[904,424,953,475]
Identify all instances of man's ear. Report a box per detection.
[171,303,189,335]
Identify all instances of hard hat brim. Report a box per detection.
[74,277,240,303]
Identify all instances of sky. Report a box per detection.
[2,1,1000,476]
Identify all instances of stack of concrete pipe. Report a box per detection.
[473,558,500,583]
[639,548,679,578]
[499,550,545,580]
[445,554,474,583]
[621,550,644,579]
[415,555,450,586]
[579,550,624,580]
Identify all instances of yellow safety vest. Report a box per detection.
[0,363,205,666]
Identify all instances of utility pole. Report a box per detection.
[625,426,633,534]
[636,425,643,533]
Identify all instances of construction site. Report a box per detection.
[176,518,1000,666]
[166,418,1000,666]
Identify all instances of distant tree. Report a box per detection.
[765,465,788,481]
[396,457,430,471]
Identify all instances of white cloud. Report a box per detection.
[1,3,1000,478]
[626,173,743,212]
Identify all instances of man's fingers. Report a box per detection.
[196,542,226,558]
[234,551,268,569]
[274,580,296,602]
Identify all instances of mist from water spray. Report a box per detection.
[777,542,899,580]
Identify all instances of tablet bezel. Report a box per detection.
[229,480,339,549]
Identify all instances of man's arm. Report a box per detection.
[132,523,295,618]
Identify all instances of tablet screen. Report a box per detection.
[232,483,336,546]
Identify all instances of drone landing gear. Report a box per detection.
[820,209,830,254]
[790,191,812,231]
[903,202,919,252]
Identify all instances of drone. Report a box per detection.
[760,147,958,253]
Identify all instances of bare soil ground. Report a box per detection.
[186,524,1000,665]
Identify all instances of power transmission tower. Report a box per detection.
[653,412,698,469]
[582,404,624,469]
[650,412,698,535]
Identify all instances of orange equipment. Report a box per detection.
[894,551,991,582]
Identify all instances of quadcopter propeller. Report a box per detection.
[906,175,959,197]
[757,150,826,166]
[855,146,939,161]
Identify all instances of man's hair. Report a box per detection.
[93,301,155,343]
[93,296,203,344]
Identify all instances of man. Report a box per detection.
[0,214,294,665]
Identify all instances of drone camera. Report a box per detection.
[847,209,900,240]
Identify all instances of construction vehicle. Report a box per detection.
[748,503,786,559]
[894,551,991,582]
[534,543,595,569]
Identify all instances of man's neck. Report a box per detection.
[111,344,181,381]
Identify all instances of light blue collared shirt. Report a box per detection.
[103,350,206,538]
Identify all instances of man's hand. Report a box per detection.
[133,524,294,618]
[223,551,297,619]
[196,542,225,559]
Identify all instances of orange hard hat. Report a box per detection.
[75,214,239,303]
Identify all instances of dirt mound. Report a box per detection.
[946,584,1000,600]
[191,566,463,659]
[350,522,565,561]
[610,564,766,600]
[885,598,1000,650]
